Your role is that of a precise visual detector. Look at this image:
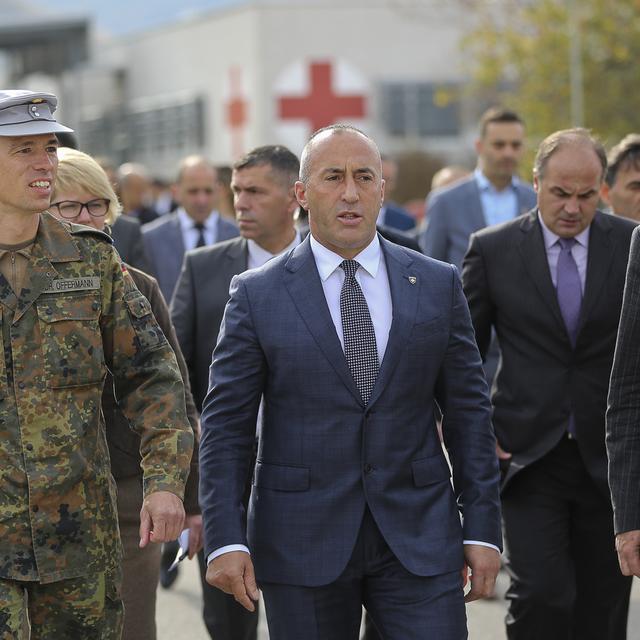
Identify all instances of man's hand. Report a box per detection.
[615,530,640,576]
[184,514,204,559]
[206,551,259,612]
[496,442,512,460]
[463,544,501,602]
[139,490,185,548]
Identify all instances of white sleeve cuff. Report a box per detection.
[207,544,251,566]
[463,540,500,553]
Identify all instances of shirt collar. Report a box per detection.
[474,168,518,193]
[537,210,590,250]
[247,231,301,267]
[177,207,219,232]
[310,233,381,282]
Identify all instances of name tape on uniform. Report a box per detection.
[42,277,100,293]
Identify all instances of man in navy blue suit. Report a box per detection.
[199,125,502,639]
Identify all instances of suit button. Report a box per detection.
[32,505,39,513]
[25,443,33,451]
[364,463,374,474]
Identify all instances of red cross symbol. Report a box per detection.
[278,61,366,131]
[226,66,247,159]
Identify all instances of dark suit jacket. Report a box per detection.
[199,234,501,587]
[377,224,421,252]
[606,225,640,533]
[463,210,637,496]
[382,202,416,231]
[421,175,536,270]
[102,265,200,513]
[142,212,239,302]
[110,215,152,275]
[171,237,249,412]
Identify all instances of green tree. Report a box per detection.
[461,0,640,148]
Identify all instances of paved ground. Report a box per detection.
[157,560,640,638]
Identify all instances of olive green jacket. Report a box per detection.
[0,213,193,583]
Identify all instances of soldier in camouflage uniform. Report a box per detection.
[0,90,194,638]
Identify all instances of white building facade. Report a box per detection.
[58,0,479,177]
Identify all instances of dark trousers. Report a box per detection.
[261,508,467,640]
[117,475,162,640]
[502,436,632,640]
[197,549,259,640]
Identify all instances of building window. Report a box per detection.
[80,96,205,163]
[380,82,460,138]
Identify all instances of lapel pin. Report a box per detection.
[408,276,417,285]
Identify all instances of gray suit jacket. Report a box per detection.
[606,225,640,533]
[420,176,536,270]
[142,212,239,302]
[171,237,248,411]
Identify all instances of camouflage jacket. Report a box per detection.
[0,213,193,584]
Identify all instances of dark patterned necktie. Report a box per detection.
[194,222,206,248]
[339,259,379,404]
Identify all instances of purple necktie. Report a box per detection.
[556,237,582,437]
[556,238,582,347]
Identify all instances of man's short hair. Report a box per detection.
[533,128,607,182]
[478,107,525,138]
[299,124,378,184]
[233,145,299,188]
[606,134,640,187]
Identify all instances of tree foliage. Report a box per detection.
[461,0,640,147]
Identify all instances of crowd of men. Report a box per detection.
[1,86,640,640]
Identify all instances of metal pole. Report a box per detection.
[568,0,584,126]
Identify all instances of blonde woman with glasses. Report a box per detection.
[50,147,202,640]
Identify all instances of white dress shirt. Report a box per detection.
[177,207,221,251]
[310,234,391,361]
[209,232,497,563]
[247,232,301,270]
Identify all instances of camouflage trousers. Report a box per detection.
[0,568,123,639]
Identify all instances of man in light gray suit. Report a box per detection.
[420,107,536,390]
[170,145,301,639]
[420,107,536,270]
[606,225,640,578]
[142,156,238,301]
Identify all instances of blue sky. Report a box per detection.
[46,0,239,35]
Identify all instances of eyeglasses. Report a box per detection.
[50,199,110,219]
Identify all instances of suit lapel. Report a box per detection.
[223,237,249,274]
[517,211,567,335]
[283,238,362,404]
[577,212,614,336]
[366,239,418,408]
